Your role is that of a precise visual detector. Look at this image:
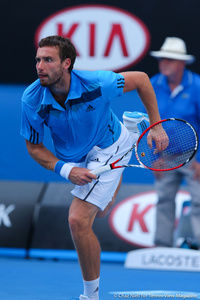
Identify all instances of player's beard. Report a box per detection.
[39,69,64,89]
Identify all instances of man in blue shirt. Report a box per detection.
[20,35,167,300]
[149,37,200,249]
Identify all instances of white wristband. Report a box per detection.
[54,161,74,181]
[60,163,74,180]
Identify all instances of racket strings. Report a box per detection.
[137,120,198,170]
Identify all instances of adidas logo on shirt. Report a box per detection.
[86,104,95,111]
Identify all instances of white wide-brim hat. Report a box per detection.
[150,37,195,64]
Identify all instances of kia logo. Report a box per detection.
[34,5,150,71]
[109,191,191,248]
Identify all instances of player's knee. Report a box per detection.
[68,213,83,235]
[68,212,91,237]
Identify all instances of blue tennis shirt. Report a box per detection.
[20,70,125,162]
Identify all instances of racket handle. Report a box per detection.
[90,164,112,176]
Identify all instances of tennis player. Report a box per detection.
[20,35,168,300]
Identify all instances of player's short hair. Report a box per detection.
[38,35,76,72]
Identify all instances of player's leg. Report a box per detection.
[154,170,182,247]
[69,123,136,299]
[69,197,100,280]
[68,197,100,300]
[122,111,149,135]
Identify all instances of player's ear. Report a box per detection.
[63,58,71,70]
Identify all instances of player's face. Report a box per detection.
[158,58,185,78]
[36,46,66,88]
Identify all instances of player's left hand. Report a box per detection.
[147,124,169,152]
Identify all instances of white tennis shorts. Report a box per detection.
[71,123,138,210]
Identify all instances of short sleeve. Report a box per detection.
[98,71,125,101]
[20,102,44,144]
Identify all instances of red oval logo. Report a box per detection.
[109,191,190,248]
[35,4,150,71]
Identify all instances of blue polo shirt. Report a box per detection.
[150,69,200,162]
[20,70,125,162]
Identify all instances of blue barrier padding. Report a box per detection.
[28,249,126,263]
[101,251,127,263]
[0,248,27,258]
[28,249,78,260]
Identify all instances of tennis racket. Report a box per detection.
[90,118,198,176]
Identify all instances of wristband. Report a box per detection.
[54,161,65,174]
[54,161,74,180]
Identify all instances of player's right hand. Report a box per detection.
[68,167,97,185]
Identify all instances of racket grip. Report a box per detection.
[90,164,112,176]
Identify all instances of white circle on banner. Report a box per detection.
[34,5,150,71]
[109,191,191,248]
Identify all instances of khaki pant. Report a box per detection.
[154,161,200,248]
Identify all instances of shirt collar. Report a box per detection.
[66,70,83,101]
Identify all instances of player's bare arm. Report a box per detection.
[25,140,96,185]
[26,140,59,171]
[121,71,161,125]
[121,71,169,150]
